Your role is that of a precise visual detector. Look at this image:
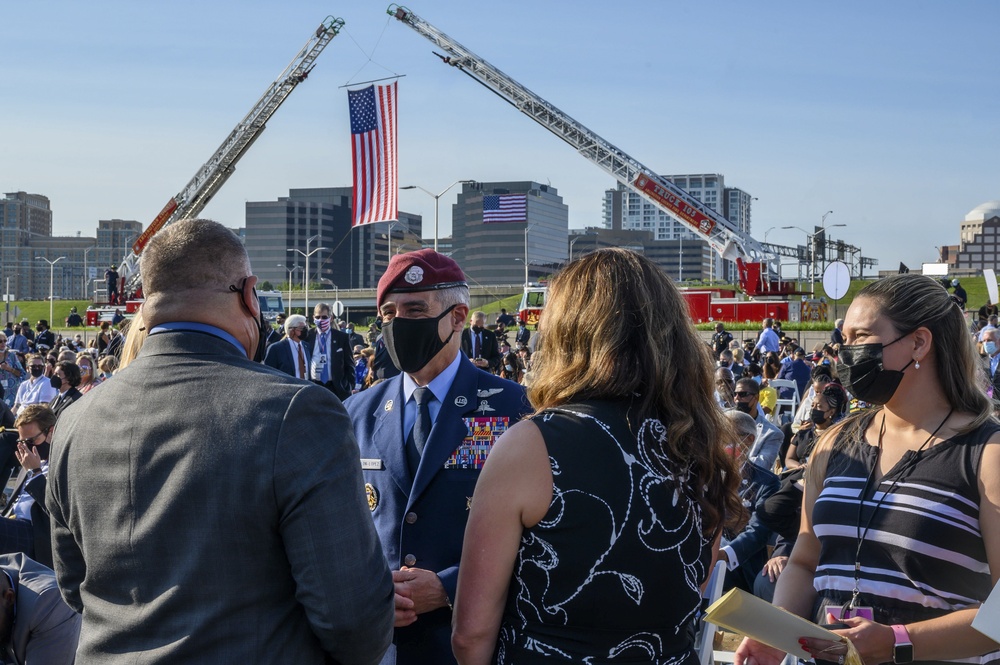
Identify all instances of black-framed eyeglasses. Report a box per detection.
[16,432,45,447]
[734,391,753,398]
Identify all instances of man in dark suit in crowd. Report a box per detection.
[777,346,812,401]
[0,405,56,569]
[33,322,55,353]
[515,320,530,349]
[345,250,530,665]
[264,314,311,380]
[46,219,393,665]
[265,313,287,348]
[0,552,81,664]
[48,362,82,422]
[305,302,355,400]
[460,311,501,373]
[346,322,366,349]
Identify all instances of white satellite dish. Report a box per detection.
[823,261,851,301]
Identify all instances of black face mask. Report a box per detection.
[33,442,50,462]
[383,305,458,374]
[835,332,913,405]
[471,325,483,333]
[29,365,44,378]
[811,408,830,426]
[50,376,62,390]
[735,401,753,415]
[230,282,269,362]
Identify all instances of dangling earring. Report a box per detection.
[915,359,921,369]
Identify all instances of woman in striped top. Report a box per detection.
[737,274,1000,665]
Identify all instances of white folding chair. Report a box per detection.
[767,379,799,426]
[695,560,728,665]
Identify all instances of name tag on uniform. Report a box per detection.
[445,417,510,470]
[361,458,384,470]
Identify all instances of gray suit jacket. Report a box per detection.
[750,405,784,470]
[46,329,393,665]
[3,552,80,665]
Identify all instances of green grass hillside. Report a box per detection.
[3,300,94,330]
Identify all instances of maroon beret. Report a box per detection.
[377,248,468,307]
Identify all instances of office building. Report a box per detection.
[951,200,1000,272]
[569,228,713,282]
[451,181,568,285]
[244,187,422,291]
[603,174,753,282]
[0,192,127,302]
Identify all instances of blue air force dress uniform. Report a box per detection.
[344,250,530,665]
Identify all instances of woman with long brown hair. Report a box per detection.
[737,273,1000,665]
[452,249,743,664]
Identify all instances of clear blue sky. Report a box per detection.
[3,1,998,277]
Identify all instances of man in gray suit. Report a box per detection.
[0,552,81,664]
[46,219,394,664]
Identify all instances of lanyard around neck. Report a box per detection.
[850,407,953,609]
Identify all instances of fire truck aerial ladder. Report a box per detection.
[388,5,789,297]
[118,16,345,291]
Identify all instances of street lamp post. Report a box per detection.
[781,226,813,296]
[83,246,96,300]
[569,231,597,262]
[385,221,408,261]
[817,210,845,280]
[781,218,845,298]
[523,223,538,287]
[279,264,300,315]
[287,235,327,320]
[400,179,475,252]
[36,256,66,325]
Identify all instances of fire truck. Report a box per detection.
[389,6,829,325]
[85,16,345,326]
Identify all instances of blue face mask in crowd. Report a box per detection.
[986,341,998,356]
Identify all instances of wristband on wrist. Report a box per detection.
[891,624,913,664]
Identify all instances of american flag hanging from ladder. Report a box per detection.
[349,81,398,226]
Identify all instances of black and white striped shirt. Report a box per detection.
[812,412,998,665]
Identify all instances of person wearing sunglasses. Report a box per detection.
[304,303,355,400]
[46,219,393,664]
[733,377,783,470]
[0,405,56,569]
[12,355,57,417]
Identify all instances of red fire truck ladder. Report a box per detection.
[388,5,789,296]
[118,16,346,291]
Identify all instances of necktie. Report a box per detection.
[474,333,481,358]
[406,387,433,477]
[296,342,306,379]
[319,333,330,383]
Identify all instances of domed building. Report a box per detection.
[954,201,1000,271]
[960,201,1000,244]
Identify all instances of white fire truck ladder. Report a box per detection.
[388,5,783,293]
[120,16,346,290]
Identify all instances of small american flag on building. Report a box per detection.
[483,194,527,223]
[349,82,397,226]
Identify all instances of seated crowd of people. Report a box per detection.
[0,248,997,664]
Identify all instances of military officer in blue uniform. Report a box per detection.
[345,250,529,665]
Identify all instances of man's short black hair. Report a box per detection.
[811,364,833,381]
[735,377,760,396]
[56,361,81,388]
